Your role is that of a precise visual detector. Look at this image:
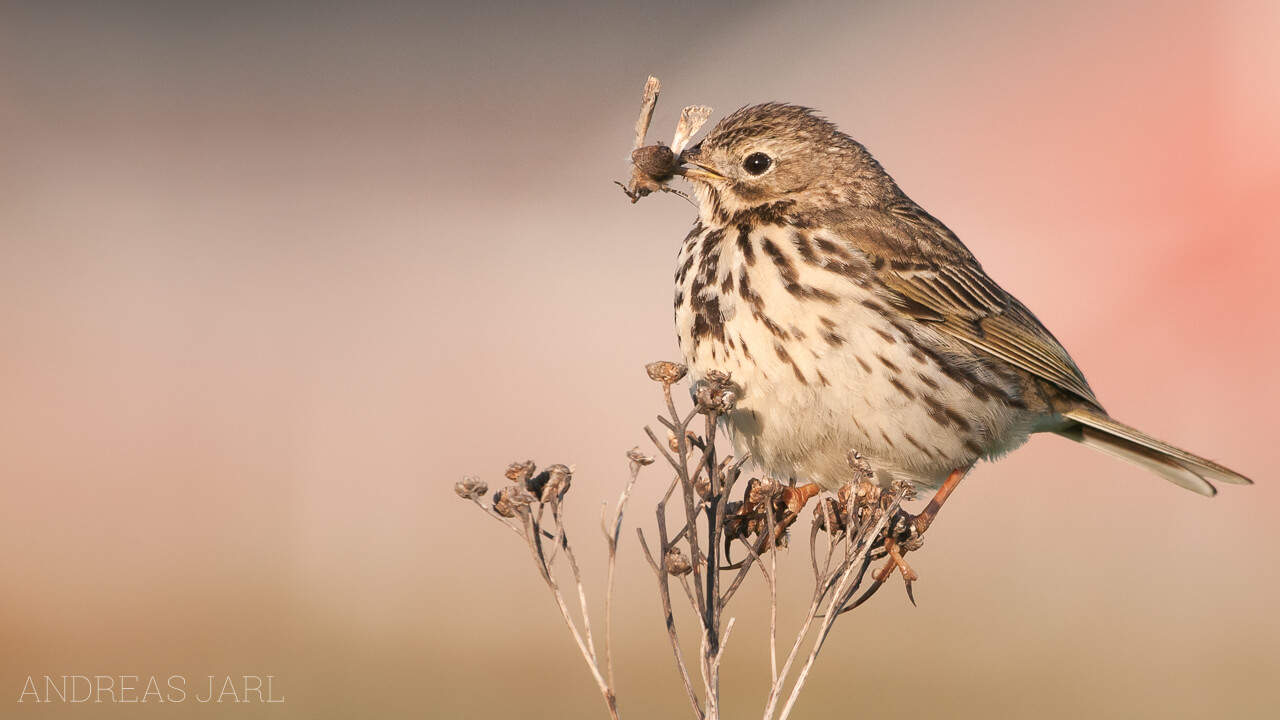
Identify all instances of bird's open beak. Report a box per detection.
[678,145,724,182]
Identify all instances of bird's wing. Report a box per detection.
[833,203,1100,405]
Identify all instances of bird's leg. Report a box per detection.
[911,465,967,536]
[847,467,969,611]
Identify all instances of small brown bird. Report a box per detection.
[672,103,1251,506]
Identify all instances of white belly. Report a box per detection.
[674,222,1034,491]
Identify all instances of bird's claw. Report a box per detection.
[720,480,821,568]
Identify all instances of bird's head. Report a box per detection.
[678,103,894,224]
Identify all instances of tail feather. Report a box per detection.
[1058,409,1253,497]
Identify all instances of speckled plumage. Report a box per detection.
[673,103,1251,495]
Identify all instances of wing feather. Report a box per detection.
[833,207,1100,405]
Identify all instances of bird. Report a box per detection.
[670,103,1251,514]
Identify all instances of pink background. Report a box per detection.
[2,1,1277,717]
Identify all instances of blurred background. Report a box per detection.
[2,1,1277,718]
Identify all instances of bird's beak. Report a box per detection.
[678,144,725,182]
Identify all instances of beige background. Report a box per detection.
[2,1,1277,718]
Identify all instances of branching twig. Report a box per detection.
[637,528,703,719]
[458,358,940,720]
[600,450,647,690]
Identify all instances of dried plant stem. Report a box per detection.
[765,511,779,687]
[632,76,660,150]
[663,381,708,624]
[770,491,905,720]
[601,457,643,691]
[459,360,934,720]
[701,615,737,720]
[720,531,772,606]
[519,509,619,720]
[639,373,744,720]
[637,528,704,719]
[463,496,531,540]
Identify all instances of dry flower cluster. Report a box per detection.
[456,362,931,720]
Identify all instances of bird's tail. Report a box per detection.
[1056,408,1253,496]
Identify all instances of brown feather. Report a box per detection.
[830,211,1099,404]
[1064,409,1252,487]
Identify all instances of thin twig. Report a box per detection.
[601,458,644,691]
[638,528,704,720]
[762,584,825,720]
[720,533,772,605]
[710,616,737,680]
[557,510,599,668]
[700,411,723,716]
[775,491,906,720]
[663,382,708,623]
[457,356,932,720]
[466,496,531,539]
[517,510,618,720]
[644,425,683,475]
[766,508,779,687]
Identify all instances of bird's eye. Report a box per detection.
[742,152,772,175]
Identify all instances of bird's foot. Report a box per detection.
[722,479,821,568]
[872,536,921,605]
[846,467,969,611]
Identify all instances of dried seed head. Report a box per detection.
[671,105,713,155]
[667,429,699,454]
[626,446,655,466]
[747,477,782,505]
[890,478,918,502]
[854,481,880,503]
[715,395,738,412]
[454,476,489,501]
[492,484,536,518]
[837,481,855,505]
[631,143,678,180]
[813,497,845,534]
[694,472,711,500]
[525,469,551,497]
[855,481,882,520]
[846,450,874,483]
[540,464,572,503]
[833,479,882,527]
[505,460,537,485]
[694,371,736,415]
[665,547,693,576]
[693,387,716,410]
[646,361,688,385]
